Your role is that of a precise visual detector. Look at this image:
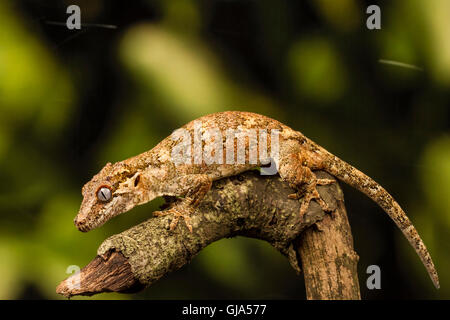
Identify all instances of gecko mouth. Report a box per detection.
[74,217,91,232]
[74,203,120,232]
[74,211,102,232]
[75,193,135,232]
[74,213,109,232]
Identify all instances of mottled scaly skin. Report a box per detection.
[74,111,439,288]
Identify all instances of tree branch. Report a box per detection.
[56,170,360,299]
[297,197,361,299]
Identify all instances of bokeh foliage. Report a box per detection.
[0,0,449,299]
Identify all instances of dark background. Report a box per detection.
[0,0,449,299]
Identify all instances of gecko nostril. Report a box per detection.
[74,217,86,229]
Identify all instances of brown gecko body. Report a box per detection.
[74,111,439,288]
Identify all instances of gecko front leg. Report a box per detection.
[280,152,335,220]
[153,174,212,232]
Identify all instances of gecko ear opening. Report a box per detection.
[134,174,141,187]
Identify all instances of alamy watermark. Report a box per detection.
[64,4,379,31]
[66,265,81,290]
[366,5,381,30]
[170,121,280,175]
[366,264,381,289]
[66,5,81,30]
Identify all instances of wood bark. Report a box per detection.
[297,200,360,299]
[56,170,360,299]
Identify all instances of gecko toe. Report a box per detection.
[155,206,194,232]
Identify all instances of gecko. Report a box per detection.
[74,111,439,288]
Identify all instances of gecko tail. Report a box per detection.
[323,152,440,289]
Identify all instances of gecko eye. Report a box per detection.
[97,186,112,202]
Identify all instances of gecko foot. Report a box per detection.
[289,178,336,221]
[154,206,194,232]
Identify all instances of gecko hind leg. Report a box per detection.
[288,178,336,200]
[280,153,335,221]
[296,179,335,220]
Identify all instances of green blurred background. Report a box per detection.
[0,0,449,299]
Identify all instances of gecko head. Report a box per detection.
[74,162,148,232]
